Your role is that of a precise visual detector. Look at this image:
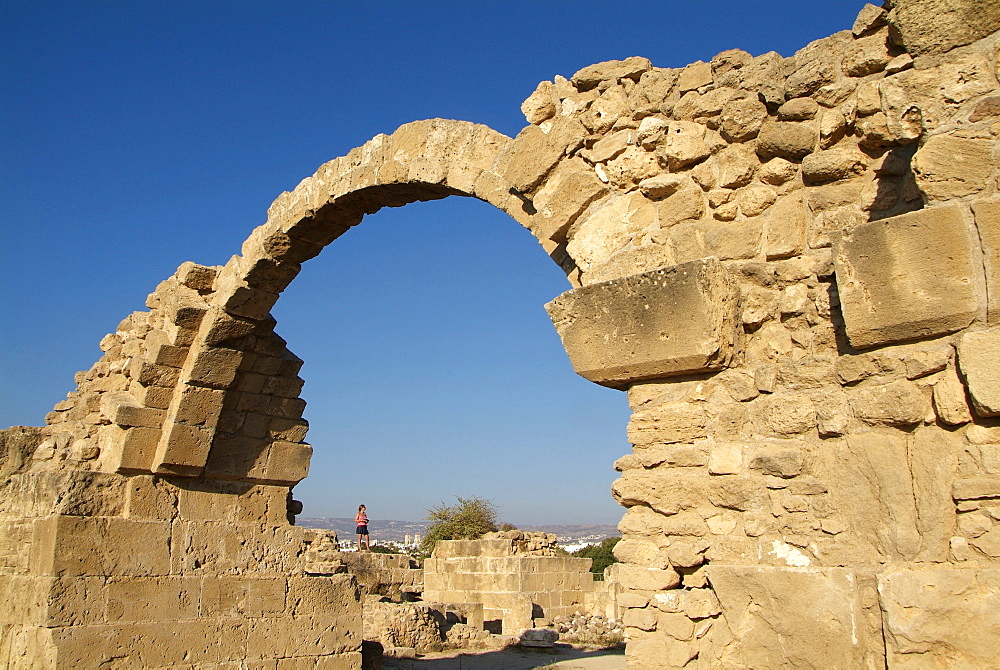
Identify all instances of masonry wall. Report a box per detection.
[0,465,361,668]
[422,536,612,634]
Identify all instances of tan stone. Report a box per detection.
[521,80,556,125]
[499,117,585,193]
[758,157,798,186]
[850,379,930,427]
[738,184,776,218]
[834,204,981,349]
[756,121,817,161]
[719,96,768,142]
[853,3,888,37]
[888,0,1000,56]
[761,193,807,260]
[706,566,881,669]
[605,146,662,188]
[676,60,712,93]
[656,122,710,170]
[930,369,973,425]
[913,134,994,200]
[957,327,1000,417]
[530,160,608,243]
[546,258,741,387]
[879,568,1000,667]
[571,56,652,91]
[777,98,819,121]
[972,199,1000,325]
[716,144,757,189]
[801,146,868,184]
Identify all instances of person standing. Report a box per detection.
[355,504,370,550]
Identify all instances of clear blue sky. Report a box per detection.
[1,1,866,526]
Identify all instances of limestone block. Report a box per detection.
[972,199,1000,325]
[152,421,213,476]
[879,567,1000,667]
[834,204,981,349]
[185,346,244,389]
[706,565,881,669]
[521,80,555,125]
[565,191,656,274]
[612,469,707,516]
[820,432,922,558]
[123,475,177,520]
[957,327,1000,417]
[96,424,159,474]
[708,442,744,475]
[716,144,757,189]
[615,565,681,591]
[627,401,708,446]
[264,441,313,484]
[888,0,1000,56]
[910,426,961,561]
[719,96,768,142]
[761,193,807,260]
[853,3,888,37]
[952,477,1000,500]
[571,56,651,91]
[105,576,200,622]
[800,146,868,184]
[930,369,973,425]
[677,60,712,93]
[913,134,995,200]
[605,146,661,188]
[756,121,817,161]
[850,379,930,427]
[35,517,170,577]
[546,258,741,387]
[656,124,710,171]
[499,117,585,193]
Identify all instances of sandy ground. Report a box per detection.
[383,644,627,670]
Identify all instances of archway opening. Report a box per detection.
[271,195,631,539]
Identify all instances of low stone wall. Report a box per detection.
[0,462,361,668]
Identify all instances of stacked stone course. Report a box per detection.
[3,0,1000,666]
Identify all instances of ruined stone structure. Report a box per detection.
[3,0,1000,666]
[422,532,617,634]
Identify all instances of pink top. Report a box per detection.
[356,511,368,526]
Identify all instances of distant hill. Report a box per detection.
[297,518,619,544]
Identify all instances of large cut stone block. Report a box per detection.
[888,0,1000,56]
[706,565,883,669]
[545,258,741,387]
[834,204,981,349]
[879,567,1000,667]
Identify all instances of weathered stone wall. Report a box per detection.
[422,534,613,634]
[4,0,1000,666]
[0,466,361,668]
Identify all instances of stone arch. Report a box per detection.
[43,118,610,489]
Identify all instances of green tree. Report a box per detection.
[418,496,499,558]
[573,537,620,579]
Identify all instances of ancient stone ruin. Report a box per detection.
[3,0,1000,666]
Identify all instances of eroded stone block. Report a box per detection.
[879,567,1000,667]
[972,199,1000,325]
[834,204,981,349]
[957,327,1000,417]
[545,258,741,387]
[706,565,882,669]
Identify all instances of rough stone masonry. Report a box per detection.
[3,0,1000,666]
